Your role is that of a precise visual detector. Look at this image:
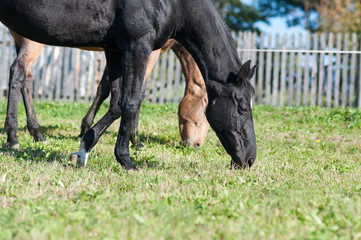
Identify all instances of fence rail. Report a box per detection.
[1,24,360,107]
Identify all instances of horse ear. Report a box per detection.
[249,64,258,79]
[236,60,252,80]
[236,61,257,82]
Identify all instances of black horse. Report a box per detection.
[0,0,257,169]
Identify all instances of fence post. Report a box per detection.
[288,34,295,106]
[326,33,334,108]
[317,33,326,106]
[257,33,265,104]
[349,33,357,107]
[334,33,342,107]
[295,33,303,106]
[303,33,311,106]
[265,34,272,105]
[341,33,349,107]
[272,34,280,106]
[280,34,288,106]
[310,33,319,106]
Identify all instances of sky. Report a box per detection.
[240,0,307,36]
[255,18,307,36]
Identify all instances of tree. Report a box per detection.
[320,0,361,37]
[256,0,324,32]
[212,0,269,32]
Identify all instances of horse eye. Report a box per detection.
[238,104,248,113]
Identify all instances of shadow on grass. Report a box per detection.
[40,124,80,141]
[0,144,76,169]
[0,125,79,141]
[0,127,196,171]
[0,126,28,133]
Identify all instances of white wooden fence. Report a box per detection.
[1,24,361,107]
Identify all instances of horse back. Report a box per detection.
[0,0,185,51]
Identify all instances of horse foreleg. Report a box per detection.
[70,51,123,167]
[114,42,152,170]
[79,66,110,138]
[129,89,145,148]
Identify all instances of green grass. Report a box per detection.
[0,101,360,239]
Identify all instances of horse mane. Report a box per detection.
[222,21,242,67]
[209,0,242,67]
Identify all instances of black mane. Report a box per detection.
[209,0,242,67]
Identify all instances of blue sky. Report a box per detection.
[240,0,307,36]
[255,18,307,36]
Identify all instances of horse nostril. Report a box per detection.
[248,158,255,167]
[195,142,200,147]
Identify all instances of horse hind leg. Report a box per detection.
[129,48,161,148]
[4,37,44,148]
[78,69,145,148]
[21,69,46,142]
[78,48,161,149]
[4,60,23,149]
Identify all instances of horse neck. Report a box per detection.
[175,0,241,84]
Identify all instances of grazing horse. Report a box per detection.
[0,0,257,169]
[6,30,209,149]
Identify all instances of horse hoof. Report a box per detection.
[135,142,146,149]
[124,162,138,171]
[4,142,20,150]
[116,155,138,170]
[70,151,88,167]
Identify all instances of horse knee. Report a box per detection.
[9,60,26,89]
[109,104,122,119]
[121,101,139,119]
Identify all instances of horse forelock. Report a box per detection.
[242,79,255,98]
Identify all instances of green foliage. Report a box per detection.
[0,101,360,239]
[257,0,321,32]
[212,0,269,32]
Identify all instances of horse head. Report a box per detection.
[206,60,257,169]
[178,94,209,147]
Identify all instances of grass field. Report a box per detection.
[0,100,360,239]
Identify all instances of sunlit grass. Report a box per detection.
[0,101,360,239]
